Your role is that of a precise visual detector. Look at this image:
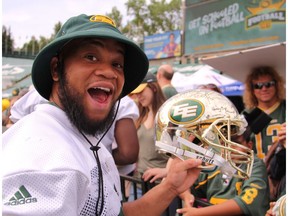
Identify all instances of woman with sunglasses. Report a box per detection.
[243,66,286,202]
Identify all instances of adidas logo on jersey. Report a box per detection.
[4,185,37,206]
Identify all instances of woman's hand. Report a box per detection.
[142,167,168,183]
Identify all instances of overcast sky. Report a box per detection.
[2,0,128,48]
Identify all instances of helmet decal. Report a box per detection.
[169,99,204,124]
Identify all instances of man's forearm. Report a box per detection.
[123,180,177,216]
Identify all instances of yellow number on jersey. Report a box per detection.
[241,188,258,204]
[255,124,281,159]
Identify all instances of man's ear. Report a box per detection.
[51,57,60,81]
[156,72,160,80]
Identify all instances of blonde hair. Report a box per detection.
[243,66,285,109]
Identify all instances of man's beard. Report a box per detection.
[58,76,116,136]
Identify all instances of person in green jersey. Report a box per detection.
[177,129,270,216]
[242,66,286,202]
[242,66,286,159]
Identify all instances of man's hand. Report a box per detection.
[163,157,202,196]
[123,157,201,216]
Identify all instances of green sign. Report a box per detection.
[184,0,286,55]
[185,0,206,6]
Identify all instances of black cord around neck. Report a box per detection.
[81,133,104,215]
[80,99,121,216]
[56,52,122,215]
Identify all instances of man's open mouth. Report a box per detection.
[88,87,112,103]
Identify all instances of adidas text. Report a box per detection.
[4,197,37,206]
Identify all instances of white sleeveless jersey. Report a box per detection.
[2,103,122,216]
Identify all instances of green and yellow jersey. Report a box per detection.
[192,157,270,216]
[253,100,286,159]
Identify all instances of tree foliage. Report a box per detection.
[3,0,182,54]
[107,0,182,43]
[2,26,14,53]
[124,0,148,42]
[53,22,62,38]
[2,21,62,56]
[106,7,123,30]
[148,0,182,33]
[123,0,182,42]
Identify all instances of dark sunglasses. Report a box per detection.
[252,80,276,89]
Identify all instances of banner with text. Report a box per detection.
[144,30,181,60]
[184,0,286,55]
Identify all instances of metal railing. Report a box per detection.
[119,174,211,216]
[2,51,36,59]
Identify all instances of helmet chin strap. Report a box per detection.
[156,136,243,178]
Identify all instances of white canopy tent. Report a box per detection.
[201,42,286,83]
[171,64,243,95]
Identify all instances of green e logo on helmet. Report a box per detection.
[169,99,204,124]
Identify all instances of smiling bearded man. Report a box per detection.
[54,38,122,136]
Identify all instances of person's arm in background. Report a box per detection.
[179,189,195,208]
[265,201,276,216]
[278,122,286,147]
[111,96,139,165]
[177,199,243,216]
[123,157,202,216]
[112,118,139,165]
[142,157,173,182]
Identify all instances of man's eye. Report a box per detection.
[85,55,97,61]
[113,63,124,69]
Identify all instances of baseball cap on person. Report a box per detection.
[131,72,157,94]
[32,14,149,100]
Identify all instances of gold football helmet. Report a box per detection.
[155,89,254,179]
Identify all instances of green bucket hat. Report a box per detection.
[32,14,149,100]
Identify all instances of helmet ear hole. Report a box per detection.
[193,137,201,144]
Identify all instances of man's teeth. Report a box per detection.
[96,87,111,92]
